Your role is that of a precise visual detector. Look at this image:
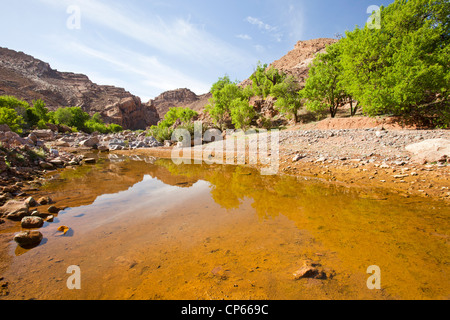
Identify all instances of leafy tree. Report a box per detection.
[0,107,24,133]
[250,61,286,98]
[230,99,256,130]
[340,0,450,126]
[271,76,303,123]
[32,99,49,122]
[205,76,245,130]
[301,41,352,118]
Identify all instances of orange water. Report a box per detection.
[1,154,449,300]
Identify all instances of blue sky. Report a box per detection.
[0,0,394,101]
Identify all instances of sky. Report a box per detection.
[0,0,395,102]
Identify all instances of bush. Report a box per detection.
[0,107,24,133]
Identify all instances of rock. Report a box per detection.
[47,206,61,214]
[49,159,65,167]
[24,196,37,207]
[0,200,29,221]
[293,263,328,280]
[292,154,305,162]
[80,137,100,148]
[37,196,53,205]
[405,139,450,164]
[0,124,11,132]
[32,129,54,141]
[21,216,44,228]
[98,145,109,152]
[13,231,43,248]
[83,158,96,164]
[39,162,54,170]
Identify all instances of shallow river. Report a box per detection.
[1,154,449,300]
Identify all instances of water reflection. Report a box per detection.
[2,154,449,300]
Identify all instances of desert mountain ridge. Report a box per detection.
[0,38,336,128]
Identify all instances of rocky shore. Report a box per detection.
[1,122,449,240]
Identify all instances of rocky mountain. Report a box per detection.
[0,47,159,130]
[147,88,211,119]
[240,38,337,88]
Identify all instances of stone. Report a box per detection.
[24,196,37,207]
[83,158,96,164]
[39,162,54,170]
[32,129,54,141]
[37,196,53,205]
[0,200,29,221]
[21,216,44,229]
[13,231,43,248]
[405,139,450,164]
[48,206,61,214]
[80,137,100,148]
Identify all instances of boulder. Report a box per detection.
[47,206,61,214]
[21,216,44,229]
[80,137,100,148]
[32,129,54,141]
[405,139,450,164]
[39,162,55,170]
[14,231,43,248]
[24,196,37,207]
[37,196,53,205]
[0,200,29,221]
[0,124,11,132]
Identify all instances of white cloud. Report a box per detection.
[39,0,255,69]
[62,41,211,100]
[245,16,283,42]
[236,34,252,41]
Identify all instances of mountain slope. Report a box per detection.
[0,47,159,130]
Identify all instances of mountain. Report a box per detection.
[0,47,159,130]
[147,88,212,119]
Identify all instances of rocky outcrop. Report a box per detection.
[0,47,159,130]
[240,38,337,88]
[269,38,337,85]
[147,88,211,119]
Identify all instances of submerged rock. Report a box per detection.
[0,200,29,221]
[21,216,44,229]
[14,231,43,248]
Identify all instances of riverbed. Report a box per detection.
[0,153,449,300]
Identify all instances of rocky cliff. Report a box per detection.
[0,47,159,130]
[147,88,211,119]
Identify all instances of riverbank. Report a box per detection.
[114,126,450,203]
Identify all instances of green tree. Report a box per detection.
[205,76,244,130]
[340,0,449,126]
[250,61,286,99]
[271,76,303,123]
[230,99,256,130]
[301,41,352,118]
[0,107,24,133]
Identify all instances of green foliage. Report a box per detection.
[301,41,352,118]
[339,0,449,126]
[205,75,260,130]
[0,107,24,133]
[272,76,303,122]
[149,107,198,142]
[250,62,286,98]
[230,99,256,130]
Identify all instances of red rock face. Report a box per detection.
[147,88,211,119]
[0,47,159,130]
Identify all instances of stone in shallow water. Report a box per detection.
[14,231,43,248]
[21,216,44,229]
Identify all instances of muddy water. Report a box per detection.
[1,154,449,300]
